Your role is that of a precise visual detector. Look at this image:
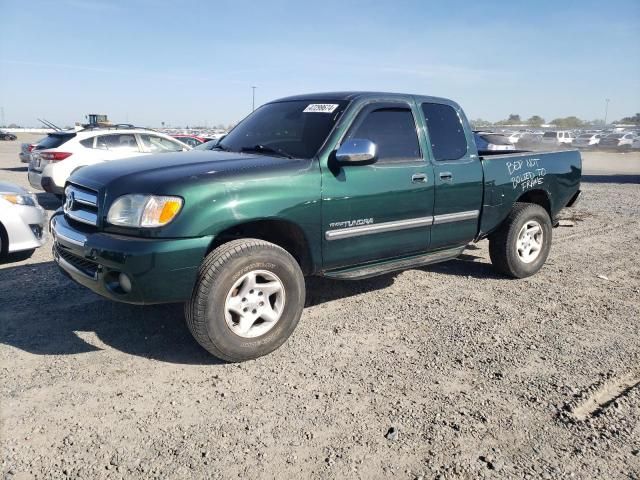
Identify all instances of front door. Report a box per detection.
[419,101,483,249]
[321,101,434,270]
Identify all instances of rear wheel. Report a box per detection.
[185,238,305,362]
[489,203,552,278]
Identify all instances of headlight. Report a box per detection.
[107,194,183,227]
[0,192,37,207]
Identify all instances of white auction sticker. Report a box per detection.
[303,104,339,113]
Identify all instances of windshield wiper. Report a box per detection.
[240,144,294,159]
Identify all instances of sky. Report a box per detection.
[0,0,638,127]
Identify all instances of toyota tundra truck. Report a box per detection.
[50,92,582,362]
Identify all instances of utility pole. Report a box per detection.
[0,106,4,126]
[252,86,257,112]
[604,98,610,126]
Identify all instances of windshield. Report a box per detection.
[219,100,348,159]
[543,131,556,138]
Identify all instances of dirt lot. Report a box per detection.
[1,134,639,479]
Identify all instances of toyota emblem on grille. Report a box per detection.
[64,190,74,213]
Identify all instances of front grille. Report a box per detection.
[55,244,99,279]
[64,184,99,227]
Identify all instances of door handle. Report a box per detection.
[439,172,453,182]
[411,173,427,183]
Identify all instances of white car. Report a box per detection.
[573,133,604,148]
[506,132,526,144]
[0,181,46,259]
[28,127,191,195]
[631,137,640,150]
[541,130,575,146]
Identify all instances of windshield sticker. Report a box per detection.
[303,104,339,113]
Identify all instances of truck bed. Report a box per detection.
[477,149,582,238]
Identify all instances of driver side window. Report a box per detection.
[346,107,421,163]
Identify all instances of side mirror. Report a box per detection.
[335,138,377,164]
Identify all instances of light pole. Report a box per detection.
[252,86,257,112]
[604,98,610,126]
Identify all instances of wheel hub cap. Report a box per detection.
[516,220,543,264]
[224,270,286,338]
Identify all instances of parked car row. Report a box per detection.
[480,128,640,151]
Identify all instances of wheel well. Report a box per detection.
[516,189,551,217]
[207,220,313,275]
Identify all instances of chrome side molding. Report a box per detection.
[325,216,433,241]
[433,210,479,225]
[325,210,480,241]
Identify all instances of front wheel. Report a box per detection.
[185,238,305,362]
[489,203,552,278]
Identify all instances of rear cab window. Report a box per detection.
[421,103,468,161]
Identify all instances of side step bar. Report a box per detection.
[322,246,465,280]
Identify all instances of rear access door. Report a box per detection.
[320,100,435,270]
[418,100,483,249]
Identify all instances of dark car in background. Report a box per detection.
[0,130,17,141]
[473,131,515,153]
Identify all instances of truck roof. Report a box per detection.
[270,91,455,105]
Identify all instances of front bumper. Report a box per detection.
[1,202,47,253]
[50,213,212,304]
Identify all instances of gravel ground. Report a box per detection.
[1,134,639,479]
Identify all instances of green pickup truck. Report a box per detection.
[51,92,581,361]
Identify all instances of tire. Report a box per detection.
[489,203,552,278]
[185,238,305,362]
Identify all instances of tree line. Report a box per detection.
[471,113,640,129]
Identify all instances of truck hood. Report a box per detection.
[71,151,306,193]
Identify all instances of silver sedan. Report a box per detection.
[0,181,47,258]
